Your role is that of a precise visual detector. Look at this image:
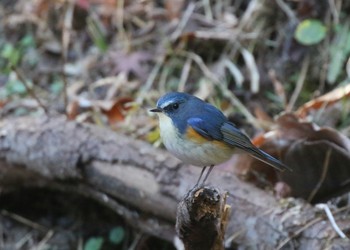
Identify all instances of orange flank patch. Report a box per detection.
[186,126,208,143]
[186,126,231,149]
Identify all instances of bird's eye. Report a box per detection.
[172,103,179,110]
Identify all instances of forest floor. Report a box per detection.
[1,0,350,249]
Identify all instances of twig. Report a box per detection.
[277,205,350,249]
[184,51,220,83]
[239,0,265,30]
[136,54,165,103]
[328,0,339,25]
[202,0,213,21]
[115,0,129,50]
[307,148,332,203]
[178,56,192,92]
[14,232,32,249]
[1,209,47,232]
[159,63,170,94]
[275,0,297,23]
[268,69,287,107]
[241,48,260,93]
[316,204,347,239]
[182,51,262,129]
[61,0,74,116]
[171,2,196,41]
[276,216,323,250]
[128,233,143,250]
[11,67,48,114]
[32,230,55,250]
[224,58,244,88]
[286,55,310,112]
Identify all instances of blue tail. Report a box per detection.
[248,147,292,172]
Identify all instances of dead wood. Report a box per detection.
[176,186,230,250]
[0,116,349,249]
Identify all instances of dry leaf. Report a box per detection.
[253,105,272,122]
[110,51,152,81]
[66,100,80,120]
[101,97,134,124]
[165,0,185,21]
[76,0,90,10]
[297,84,350,118]
[253,113,350,203]
[34,0,53,18]
[281,136,350,203]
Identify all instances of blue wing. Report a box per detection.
[221,122,291,171]
[186,103,226,141]
[187,117,222,140]
[183,99,291,171]
[188,117,256,149]
[188,117,291,172]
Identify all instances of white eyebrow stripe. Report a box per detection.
[160,99,175,109]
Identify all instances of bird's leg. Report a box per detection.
[201,165,214,184]
[196,166,207,186]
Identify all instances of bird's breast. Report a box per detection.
[158,114,234,166]
[158,113,181,151]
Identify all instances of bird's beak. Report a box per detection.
[150,107,162,113]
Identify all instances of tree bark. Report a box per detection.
[0,116,349,249]
[176,186,230,250]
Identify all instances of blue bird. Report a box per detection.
[150,92,291,184]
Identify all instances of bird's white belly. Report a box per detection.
[158,114,234,166]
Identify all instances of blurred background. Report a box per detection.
[1,0,350,249]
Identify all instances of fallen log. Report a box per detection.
[0,116,349,249]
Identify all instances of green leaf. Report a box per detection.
[50,80,64,95]
[1,43,15,58]
[87,16,108,53]
[327,22,350,84]
[20,35,35,48]
[108,226,125,245]
[9,50,21,66]
[6,79,27,95]
[1,43,21,67]
[294,19,327,45]
[84,237,104,250]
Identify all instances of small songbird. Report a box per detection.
[150,92,291,184]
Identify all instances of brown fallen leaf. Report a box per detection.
[252,113,350,203]
[0,100,8,109]
[66,100,80,120]
[165,0,185,21]
[281,136,350,203]
[110,51,153,81]
[297,84,350,118]
[101,97,134,124]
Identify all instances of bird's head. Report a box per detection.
[150,92,193,118]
